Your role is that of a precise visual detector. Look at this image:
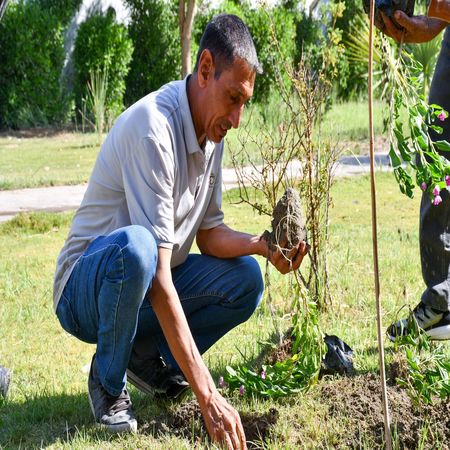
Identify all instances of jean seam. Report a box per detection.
[101,243,125,390]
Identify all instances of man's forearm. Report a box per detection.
[150,251,216,405]
[196,224,267,259]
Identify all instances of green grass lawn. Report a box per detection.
[0,132,100,190]
[0,171,448,449]
[0,99,389,190]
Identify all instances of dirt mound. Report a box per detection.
[141,400,279,449]
[320,372,450,449]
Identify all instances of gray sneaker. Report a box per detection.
[88,355,137,433]
[0,366,11,397]
[387,302,450,341]
[127,355,189,400]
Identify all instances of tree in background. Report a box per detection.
[0,0,75,128]
[124,0,180,105]
[179,0,197,77]
[193,1,296,104]
[72,5,133,126]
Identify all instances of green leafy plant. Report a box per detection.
[223,299,325,398]
[387,52,450,204]
[346,24,450,201]
[392,314,450,405]
[396,346,450,405]
[389,90,449,201]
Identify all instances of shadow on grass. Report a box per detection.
[0,388,198,448]
[0,391,93,448]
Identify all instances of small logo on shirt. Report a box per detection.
[209,174,215,188]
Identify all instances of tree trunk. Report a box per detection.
[179,0,197,77]
[0,0,10,21]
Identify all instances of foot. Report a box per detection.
[127,354,189,400]
[88,355,137,433]
[387,302,450,341]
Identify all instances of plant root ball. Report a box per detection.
[262,188,307,255]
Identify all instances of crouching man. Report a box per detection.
[53,14,308,449]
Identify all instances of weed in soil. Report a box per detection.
[140,400,279,449]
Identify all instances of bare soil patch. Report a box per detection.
[263,334,449,448]
[141,400,279,449]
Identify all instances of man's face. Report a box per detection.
[203,57,255,143]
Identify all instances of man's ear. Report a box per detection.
[197,49,214,88]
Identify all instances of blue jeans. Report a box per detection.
[56,225,264,396]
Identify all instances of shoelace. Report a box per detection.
[105,389,132,414]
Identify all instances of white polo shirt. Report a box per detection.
[53,77,224,311]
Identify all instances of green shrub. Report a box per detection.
[72,7,133,124]
[36,0,82,26]
[124,0,180,106]
[193,2,296,104]
[0,0,71,129]
[333,0,367,100]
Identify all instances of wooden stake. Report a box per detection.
[367,1,392,449]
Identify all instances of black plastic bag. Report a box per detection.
[322,335,354,376]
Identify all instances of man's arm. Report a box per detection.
[380,10,447,43]
[196,224,308,275]
[428,0,450,23]
[150,247,246,450]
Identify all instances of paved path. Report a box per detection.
[0,153,391,223]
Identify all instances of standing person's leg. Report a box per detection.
[56,225,157,431]
[389,28,450,339]
[128,253,264,393]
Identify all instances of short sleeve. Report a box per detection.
[199,165,224,230]
[122,137,175,248]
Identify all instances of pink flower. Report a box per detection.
[421,182,428,191]
[218,376,225,388]
[433,185,440,196]
[433,195,443,206]
[239,385,245,395]
[445,175,450,187]
[260,370,266,380]
[438,112,446,122]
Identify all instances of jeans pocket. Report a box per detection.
[56,291,80,337]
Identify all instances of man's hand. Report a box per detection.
[200,390,247,450]
[379,10,447,43]
[428,0,450,22]
[266,239,309,275]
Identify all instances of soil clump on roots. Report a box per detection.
[262,188,307,254]
[140,400,279,449]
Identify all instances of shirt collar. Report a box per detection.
[179,75,216,155]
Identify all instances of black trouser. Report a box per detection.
[421,27,450,312]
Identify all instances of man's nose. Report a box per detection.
[229,104,244,129]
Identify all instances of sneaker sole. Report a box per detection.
[426,324,450,340]
[388,324,450,341]
[127,368,190,400]
[88,389,137,434]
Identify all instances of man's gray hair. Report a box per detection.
[194,14,262,77]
